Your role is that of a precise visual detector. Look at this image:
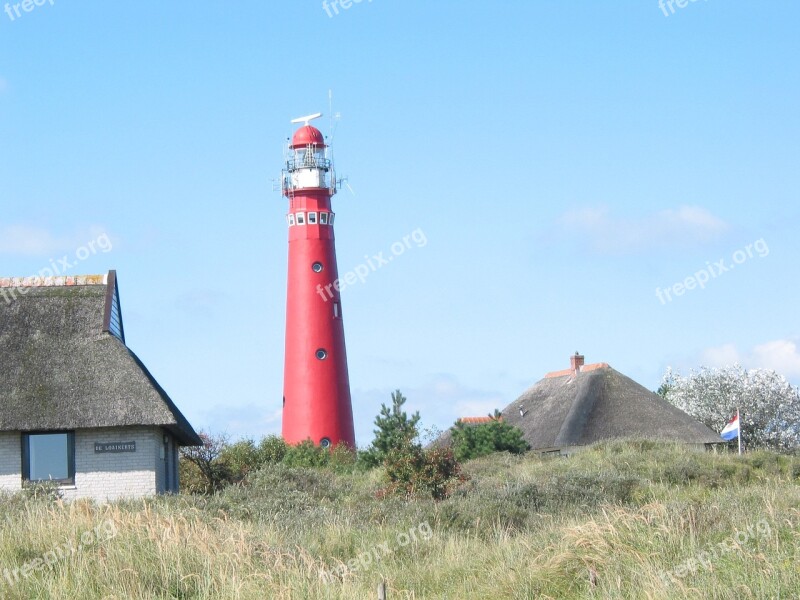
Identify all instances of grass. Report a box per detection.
[0,441,797,599]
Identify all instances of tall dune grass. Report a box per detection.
[0,441,797,599]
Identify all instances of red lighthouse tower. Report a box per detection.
[280,113,356,448]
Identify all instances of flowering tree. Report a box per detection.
[660,365,800,452]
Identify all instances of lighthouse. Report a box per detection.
[280,113,356,448]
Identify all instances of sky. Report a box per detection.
[1,1,798,446]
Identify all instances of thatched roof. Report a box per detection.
[435,356,723,451]
[504,361,722,450]
[0,272,201,445]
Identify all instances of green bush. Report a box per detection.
[451,417,530,461]
[258,435,288,463]
[282,440,331,468]
[360,389,421,468]
[384,442,465,500]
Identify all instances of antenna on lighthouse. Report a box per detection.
[290,112,323,126]
[328,90,341,144]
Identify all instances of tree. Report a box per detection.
[361,389,421,467]
[362,390,466,498]
[451,413,530,461]
[661,365,800,453]
[180,432,232,493]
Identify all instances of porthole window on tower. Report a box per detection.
[308,212,317,225]
[315,348,328,360]
[319,212,329,225]
[312,262,324,273]
[320,438,332,449]
[287,214,295,226]
[296,212,305,225]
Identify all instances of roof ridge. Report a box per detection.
[458,416,499,424]
[544,363,610,378]
[0,274,108,288]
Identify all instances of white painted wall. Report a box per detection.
[0,426,182,502]
[0,432,21,493]
[63,427,160,502]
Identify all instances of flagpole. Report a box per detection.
[737,407,742,456]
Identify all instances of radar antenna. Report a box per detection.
[290,112,323,126]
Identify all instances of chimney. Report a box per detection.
[570,351,585,375]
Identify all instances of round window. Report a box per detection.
[315,348,328,360]
[312,262,324,273]
[320,437,332,449]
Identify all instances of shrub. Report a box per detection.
[451,416,530,461]
[360,390,420,468]
[180,432,232,493]
[22,480,63,502]
[282,440,331,468]
[258,435,288,464]
[384,442,465,500]
[219,439,260,484]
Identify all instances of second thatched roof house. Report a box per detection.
[439,353,723,454]
[502,353,723,453]
[0,271,201,501]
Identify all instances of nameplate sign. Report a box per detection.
[95,441,136,453]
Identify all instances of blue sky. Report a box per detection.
[1,1,798,446]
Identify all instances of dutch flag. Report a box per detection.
[720,413,740,441]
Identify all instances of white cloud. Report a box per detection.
[0,225,111,256]
[750,340,800,378]
[700,343,741,367]
[558,205,728,254]
[702,339,800,379]
[201,405,282,440]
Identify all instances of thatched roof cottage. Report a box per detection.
[0,271,200,501]
[439,353,723,454]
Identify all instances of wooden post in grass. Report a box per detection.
[378,581,387,599]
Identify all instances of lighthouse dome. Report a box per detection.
[291,125,326,149]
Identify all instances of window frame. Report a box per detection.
[22,431,76,485]
[287,213,295,226]
[319,212,329,225]
[307,212,318,225]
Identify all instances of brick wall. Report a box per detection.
[0,432,22,493]
[0,426,183,501]
[64,427,161,502]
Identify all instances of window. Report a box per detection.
[333,302,340,318]
[329,213,335,225]
[316,348,328,360]
[307,212,317,225]
[296,212,305,225]
[22,432,75,484]
[319,212,329,225]
[312,262,324,273]
[320,437,332,449]
[287,214,295,226]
